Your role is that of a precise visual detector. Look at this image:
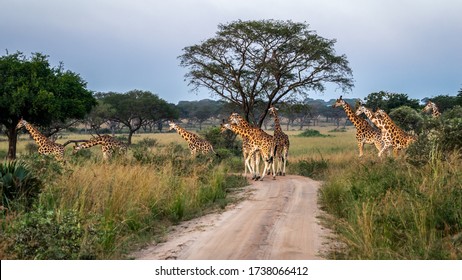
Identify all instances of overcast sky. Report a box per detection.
[2,0,461,104]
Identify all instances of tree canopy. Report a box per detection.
[95,90,178,144]
[364,91,420,112]
[0,51,96,159]
[179,19,354,127]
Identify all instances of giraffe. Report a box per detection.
[227,113,277,180]
[356,106,416,157]
[15,118,65,162]
[168,121,218,157]
[220,123,260,177]
[268,106,290,175]
[221,122,277,181]
[224,113,262,178]
[73,135,127,160]
[332,96,383,157]
[422,101,441,118]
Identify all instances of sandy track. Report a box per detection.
[132,175,330,260]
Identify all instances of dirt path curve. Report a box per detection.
[132,175,330,260]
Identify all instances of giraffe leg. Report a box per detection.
[282,148,288,176]
[245,152,257,180]
[374,140,383,155]
[254,152,261,180]
[358,140,364,157]
[259,161,269,181]
[378,143,391,157]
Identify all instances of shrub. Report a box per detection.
[298,129,330,138]
[389,106,423,133]
[8,208,85,259]
[407,106,462,166]
[0,161,43,210]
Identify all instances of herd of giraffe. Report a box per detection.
[334,97,440,158]
[15,118,127,163]
[15,100,440,179]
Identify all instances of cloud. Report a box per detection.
[1,0,461,103]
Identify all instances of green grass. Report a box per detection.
[319,154,462,259]
[1,126,461,259]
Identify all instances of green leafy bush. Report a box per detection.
[9,208,84,259]
[0,161,43,210]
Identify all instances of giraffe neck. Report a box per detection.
[174,125,196,143]
[233,115,252,129]
[80,138,105,149]
[271,111,283,133]
[24,122,50,147]
[226,123,250,139]
[432,106,441,118]
[342,102,364,128]
[361,107,383,128]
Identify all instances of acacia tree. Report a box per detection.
[179,19,353,127]
[0,52,96,159]
[98,90,177,144]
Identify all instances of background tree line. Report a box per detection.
[2,19,462,160]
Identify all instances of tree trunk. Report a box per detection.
[7,125,18,160]
[127,129,134,145]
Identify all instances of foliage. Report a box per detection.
[320,158,462,259]
[388,106,424,133]
[407,106,462,165]
[0,51,96,159]
[298,129,330,137]
[290,157,329,180]
[179,19,353,127]
[0,161,43,210]
[423,94,462,113]
[200,126,241,156]
[364,91,420,112]
[96,90,178,144]
[177,99,226,129]
[7,207,90,259]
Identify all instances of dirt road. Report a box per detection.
[132,175,330,260]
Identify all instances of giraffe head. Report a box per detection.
[72,144,83,154]
[168,121,178,131]
[219,123,229,133]
[332,95,345,108]
[355,105,369,116]
[228,113,243,126]
[220,123,232,133]
[15,118,27,130]
[268,106,279,116]
[374,108,388,119]
[422,101,441,118]
[422,101,435,113]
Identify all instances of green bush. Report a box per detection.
[298,129,330,138]
[407,106,462,166]
[9,208,85,259]
[290,158,329,180]
[0,161,43,210]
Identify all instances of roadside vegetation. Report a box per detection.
[0,136,247,259]
[318,107,462,259]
